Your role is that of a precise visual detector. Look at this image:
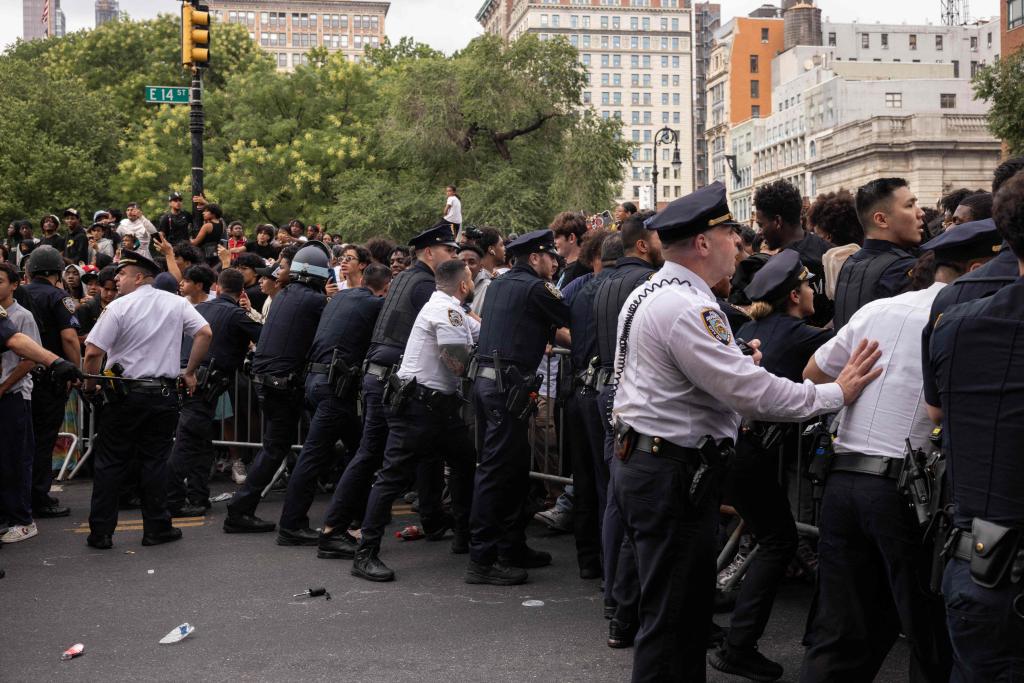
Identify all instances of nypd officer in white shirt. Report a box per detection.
[610,182,882,683]
[798,218,1005,683]
[351,258,479,582]
[82,250,212,550]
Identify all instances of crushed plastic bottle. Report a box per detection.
[395,525,424,541]
[159,623,195,645]
[209,493,233,503]
[61,643,84,660]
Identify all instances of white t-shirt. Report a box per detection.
[813,282,946,458]
[87,284,208,379]
[117,217,158,255]
[445,195,462,224]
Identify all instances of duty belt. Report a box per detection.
[128,378,178,394]
[831,453,902,480]
[307,362,331,375]
[409,385,461,414]
[363,361,391,380]
[252,373,299,390]
[575,367,611,391]
[632,434,701,468]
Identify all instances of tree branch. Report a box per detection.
[490,112,559,161]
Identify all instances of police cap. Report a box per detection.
[506,229,558,257]
[644,181,733,241]
[409,220,459,250]
[26,245,65,275]
[920,218,1002,265]
[116,250,161,277]
[153,272,179,293]
[744,249,814,302]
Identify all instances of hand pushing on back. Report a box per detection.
[835,339,883,406]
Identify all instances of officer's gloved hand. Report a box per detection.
[48,358,84,386]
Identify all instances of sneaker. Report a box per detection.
[533,508,573,533]
[231,460,247,485]
[1,523,38,544]
[794,536,819,580]
[716,551,749,591]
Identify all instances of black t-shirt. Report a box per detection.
[784,232,834,327]
[244,283,268,312]
[159,210,194,245]
[557,260,591,290]
[248,241,279,260]
[39,233,66,252]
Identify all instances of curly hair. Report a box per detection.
[365,237,396,265]
[549,211,588,241]
[808,190,863,246]
[993,171,1024,258]
[957,192,993,222]
[753,180,803,226]
[579,228,611,266]
[992,156,1024,193]
[939,188,979,215]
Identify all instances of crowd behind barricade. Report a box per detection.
[1,160,1022,682]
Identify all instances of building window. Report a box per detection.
[970,36,978,51]
[909,34,917,50]
[881,33,888,48]
[971,60,979,77]
[885,92,902,108]
[761,27,769,43]
[750,54,759,73]
[953,59,960,77]
[940,93,956,108]
[861,33,870,48]
[936,34,944,51]
[750,80,760,98]
[752,105,761,118]
[828,32,836,46]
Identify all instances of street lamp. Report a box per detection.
[651,127,682,208]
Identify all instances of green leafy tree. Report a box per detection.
[973,50,1024,155]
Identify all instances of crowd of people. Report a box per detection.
[0,161,1022,681]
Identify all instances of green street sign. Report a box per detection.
[144,85,190,104]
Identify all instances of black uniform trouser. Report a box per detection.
[30,380,67,509]
[279,375,361,531]
[88,390,179,537]
[469,376,534,565]
[322,374,441,532]
[943,557,1024,682]
[227,384,304,518]
[599,384,640,616]
[722,435,798,651]
[800,471,952,683]
[167,395,218,509]
[360,396,474,548]
[614,448,718,683]
[565,386,609,573]
[0,394,34,526]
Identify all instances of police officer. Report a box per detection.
[223,243,329,534]
[708,251,832,681]
[158,191,193,245]
[611,182,880,682]
[923,173,1024,679]
[22,245,81,518]
[832,177,923,329]
[277,263,390,552]
[319,223,458,548]
[82,251,212,549]
[352,259,479,581]
[166,268,262,517]
[467,229,570,586]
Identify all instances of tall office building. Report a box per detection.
[96,0,120,27]
[23,0,63,40]
[478,0,695,207]
[206,0,389,71]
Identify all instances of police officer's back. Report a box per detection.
[833,178,923,330]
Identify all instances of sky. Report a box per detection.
[1,0,1000,54]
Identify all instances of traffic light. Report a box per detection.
[181,1,210,68]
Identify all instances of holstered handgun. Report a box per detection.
[804,418,835,502]
[898,438,933,528]
[492,350,541,421]
[328,350,360,401]
[386,374,417,415]
[689,435,730,507]
[613,417,636,462]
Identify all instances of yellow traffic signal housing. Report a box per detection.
[181,2,210,67]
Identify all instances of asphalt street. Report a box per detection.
[0,478,909,682]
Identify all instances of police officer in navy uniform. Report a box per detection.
[611,183,880,683]
[924,172,1024,679]
[224,243,329,534]
[709,251,832,681]
[833,177,924,329]
[352,259,479,582]
[467,229,571,586]
[592,212,663,642]
[319,223,458,547]
[166,268,262,517]
[275,263,390,554]
[22,245,81,518]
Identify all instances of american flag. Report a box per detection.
[41,0,50,35]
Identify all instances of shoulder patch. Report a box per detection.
[448,308,464,326]
[62,297,77,314]
[699,307,732,345]
[646,272,656,281]
[544,281,563,300]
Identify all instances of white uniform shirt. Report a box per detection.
[444,195,462,224]
[86,284,208,379]
[613,261,844,448]
[814,282,945,458]
[397,290,479,394]
[117,217,158,254]
[0,302,40,399]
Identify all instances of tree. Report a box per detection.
[973,50,1024,155]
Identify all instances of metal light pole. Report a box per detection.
[651,127,683,208]
[190,67,204,233]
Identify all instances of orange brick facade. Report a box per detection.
[728,17,785,124]
[1002,0,1024,56]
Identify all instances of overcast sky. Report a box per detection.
[1,0,1000,54]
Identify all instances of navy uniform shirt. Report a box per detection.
[568,268,614,372]
[366,260,436,367]
[840,238,917,299]
[308,286,385,367]
[925,277,1024,529]
[738,312,834,383]
[718,298,752,336]
[22,278,79,358]
[181,295,262,374]
[252,281,326,376]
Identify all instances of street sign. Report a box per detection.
[144,85,190,105]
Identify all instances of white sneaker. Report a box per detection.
[231,460,247,485]
[534,508,573,532]
[1,523,38,544]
